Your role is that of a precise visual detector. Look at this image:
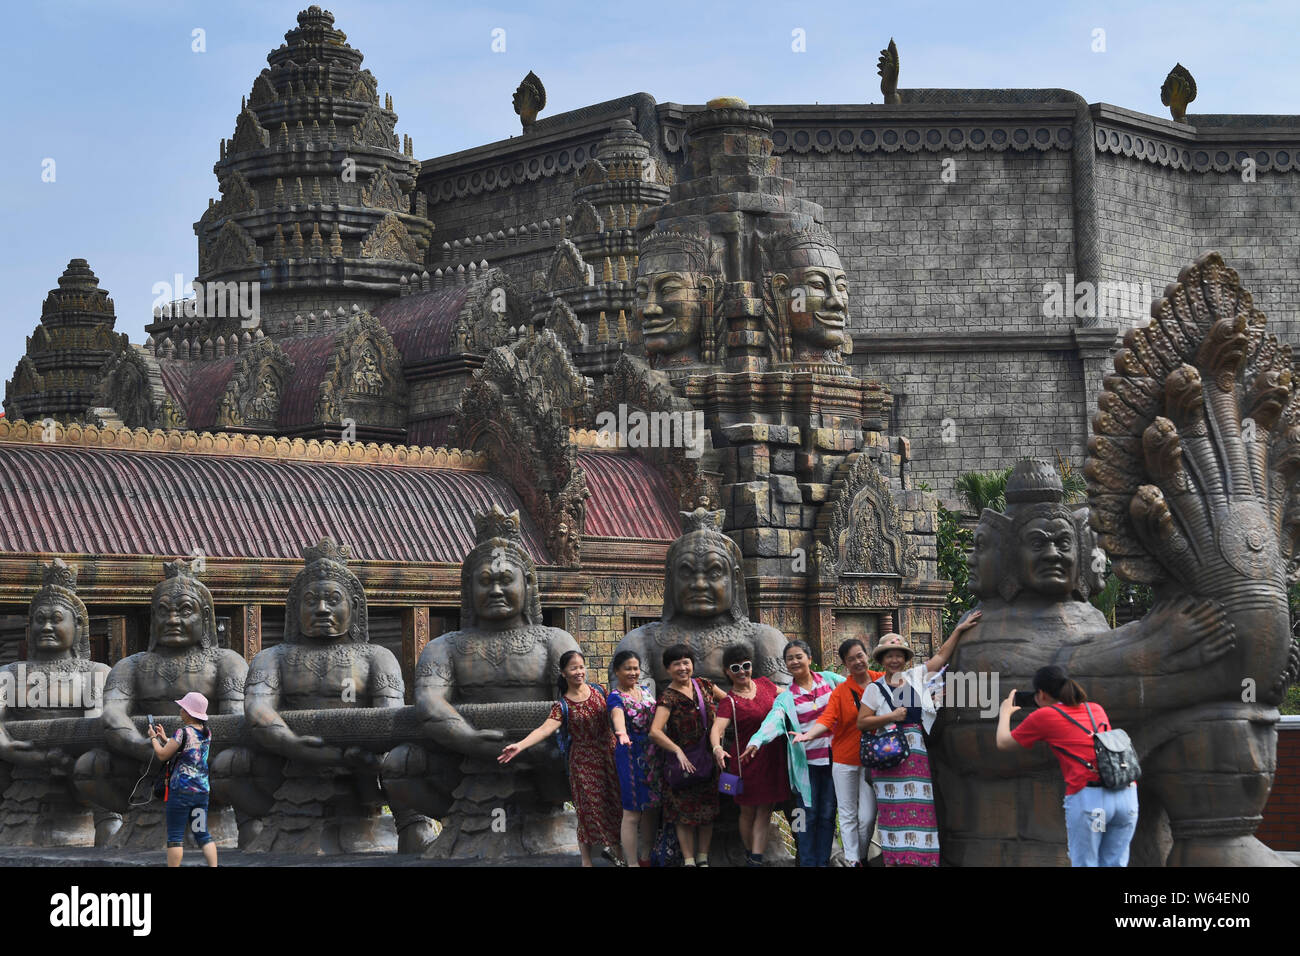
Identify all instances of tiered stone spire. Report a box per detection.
[534,117,669,362]
[4,259,125,423]
[154,6,433,352]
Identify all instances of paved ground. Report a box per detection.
[0,845,613,867]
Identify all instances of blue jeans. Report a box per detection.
[165,791,213,848]
[1063,784,1138,867]
[795,763,837,867]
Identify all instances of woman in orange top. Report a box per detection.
[792,639,883,867]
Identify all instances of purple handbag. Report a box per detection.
[718,694,744,796]
[662,679,713,790]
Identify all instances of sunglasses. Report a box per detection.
[727,661,753,674]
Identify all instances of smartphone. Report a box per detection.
[147,714,154,728]
[1013,691,1036,708]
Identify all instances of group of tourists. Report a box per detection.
[147,615,1138,869]
[504,608,1139,868]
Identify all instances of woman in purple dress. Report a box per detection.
[710,641,789,866]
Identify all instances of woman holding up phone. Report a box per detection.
[996,665,1138,867]
[147,692,217,868]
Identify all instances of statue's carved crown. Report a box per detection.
[163,558,201,582]
[474,504,522,545]
[41,558,78,593]
[639,229,713,270]
[681,506,725,535]
[304,537,351,567]
[764,223,838,258]
[1005,459,1064,506]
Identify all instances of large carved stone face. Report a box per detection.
[672,544,734,619]
[636,271,704,360]
[1016,516,1076,597]
[470,548,527,630]
[299,576,354,640]
[29,599,77,656]
[153,585,206,649]
[784,263,849,351]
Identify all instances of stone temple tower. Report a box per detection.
[146,6,434,350]
[4,259,126,424]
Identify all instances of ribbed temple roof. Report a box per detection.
[578,452,678,540]
[372,287,468,363]
[0,440,548,564]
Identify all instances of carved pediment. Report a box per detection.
[217,339,292,428]
[218,168,258,216]
[229,107,270,154]
[816,453,919,578]
[359,213,419,263]
[546,239,590,293]
[7,356,44,397]
[315,312,407,427]
[452,267,527,353]
[93,346,185,430]
[546,297,586,349]
[346,70,378,104]
[352,104,398,150]
[360,166,409,213]
[204,220,260,275]
[453,331,592,566]
[571,200,603,237]
[249,72,278,107]
[578,159,608,187]
[28,325,51,353]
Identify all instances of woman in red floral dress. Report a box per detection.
[710,641,790,866]
[500,650,623,866]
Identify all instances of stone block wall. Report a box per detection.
[778,149,1077,335]
[563,577,662,681]
[853,348,1089,504]
[1096,154,1300,344]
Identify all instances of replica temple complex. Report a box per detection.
[1,7,1298,863]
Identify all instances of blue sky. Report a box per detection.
[2,0,1297,390]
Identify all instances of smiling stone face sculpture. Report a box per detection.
[634,230,721,368]
[764,224,852,367]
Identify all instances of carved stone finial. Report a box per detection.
[163,557,200,581]
[681,506,725,534]
[513,71,546,131]
[1161,63,1196,124]
[303,537,352,567]
[473,504,522,545]
[878,38,900,104]
[40,557,78,593]
[1005,458,1064,505]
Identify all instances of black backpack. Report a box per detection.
[1050,704,1141,789]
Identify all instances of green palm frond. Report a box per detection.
[954,468,1011,514]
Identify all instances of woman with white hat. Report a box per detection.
[148,691,217,867]
[857,612,979,867]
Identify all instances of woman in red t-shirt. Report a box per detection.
[996,665,1138,867]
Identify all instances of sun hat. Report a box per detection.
[174,691,210,722]
[871,633,914,664]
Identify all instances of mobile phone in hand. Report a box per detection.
[1012,691,1036,708]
